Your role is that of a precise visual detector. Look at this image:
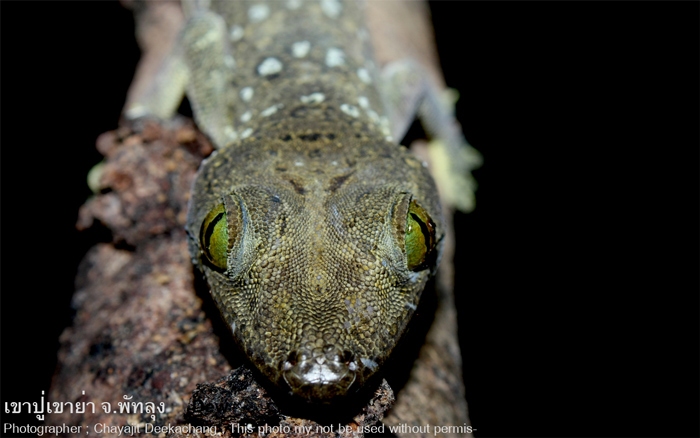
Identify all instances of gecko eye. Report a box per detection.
[405,200,436,271]
[200,203,229,270]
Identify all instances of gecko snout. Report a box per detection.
[282,346,357,401]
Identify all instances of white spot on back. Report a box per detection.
[240,87,254,102]
[380,116,391,136]
[286,0,302,9]
[321,0,342,18]
[223,125,238,142]
[260,104,281,117]
[241,128,253,139]
[291,40,311,58]
[257,57,283,76]
[248,4,270,23]
[357,96,369,109]
[224,55,235,69]
[367,109,380,123]
[300,92,325,104]
[340,104,360,118]
[331,160,338,166]
[325,48,345,67]
[229,25,244,42]
[240,111,252,123]
[357,68,372,84]
[294,160,304,167]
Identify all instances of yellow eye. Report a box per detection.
[405,200,436,271]
[200,203,229,270]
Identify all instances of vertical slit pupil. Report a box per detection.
[204,212,225,258]
[406,200,436,271]
[411,212,432,253]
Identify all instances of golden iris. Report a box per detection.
[200,203,229,270]
[405,200,436,271]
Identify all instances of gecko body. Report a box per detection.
[129,0,479,403]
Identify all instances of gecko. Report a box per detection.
[126,0,480,403]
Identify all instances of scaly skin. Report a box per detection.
[187,119,443,401]
[184,1,444,402]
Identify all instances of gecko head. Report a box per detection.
[186,141,443,402]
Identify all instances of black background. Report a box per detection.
[1,2,698,437]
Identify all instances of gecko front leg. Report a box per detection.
[381,59,482,213]
[123,3,238,150]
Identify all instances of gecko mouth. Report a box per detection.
[282,346,357,401]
